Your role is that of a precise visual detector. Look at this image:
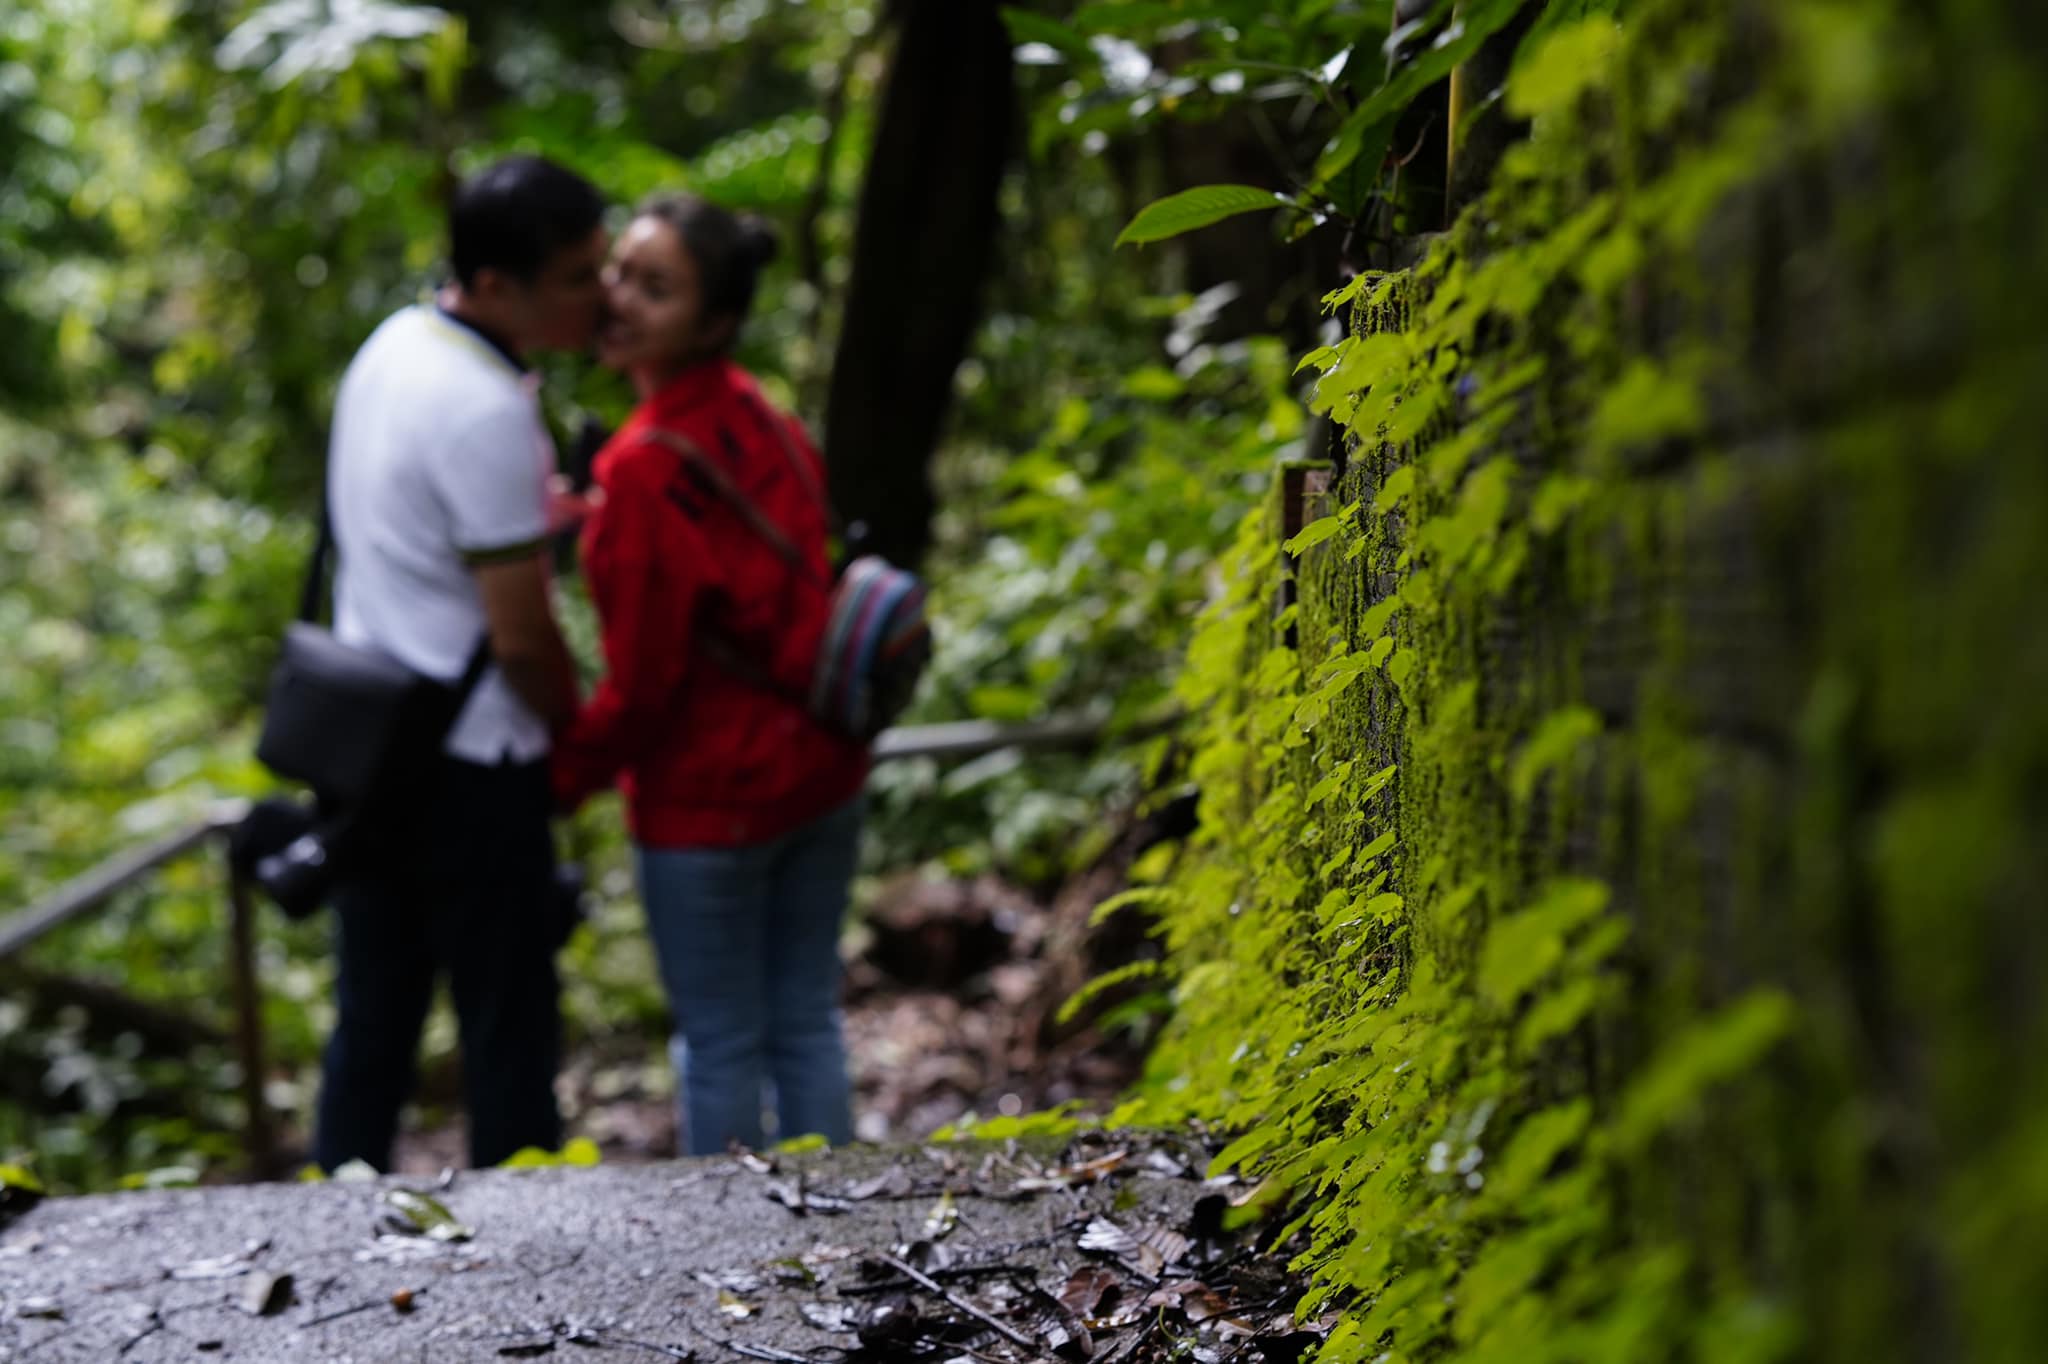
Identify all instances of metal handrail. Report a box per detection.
[0,801,249,961]
[0,711,1176,1179]
[0,799,274,1176]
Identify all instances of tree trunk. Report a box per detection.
[822,0,1016,570]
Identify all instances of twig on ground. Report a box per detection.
[878,1253,1050,1359]
[301,1295,387,1328]
[115,1309,164,1356]
[678,1314,838,1364]
[834,1261,1033,1296]
[587,1331,698,1360]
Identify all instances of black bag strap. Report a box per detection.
[298,502,335,624]
[643,430,831,588]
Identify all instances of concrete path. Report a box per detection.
[0,1136,1320,1363]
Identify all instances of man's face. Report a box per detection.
[490,225,609,353]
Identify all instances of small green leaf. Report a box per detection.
[1116,185,1285,247]
[1509,706,1603,803]
[1058,959,1166,1025]
[1089,886,1172,928]
[1374,465,1417,513]
[0,1163,45,1195]
[775,1133,830,1154]
[1284,514,1347,556]
[1360,598,1402,641]
[381,1187,475,1241]
[1386,647,1420,689]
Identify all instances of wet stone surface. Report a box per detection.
[0,1133,1326,1363]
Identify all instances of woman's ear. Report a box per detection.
[703,312,741,354]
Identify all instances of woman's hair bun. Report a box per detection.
[738,215,781,269]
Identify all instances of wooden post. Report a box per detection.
[225,862,276,1178]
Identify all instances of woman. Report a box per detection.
[553,194,868,1155]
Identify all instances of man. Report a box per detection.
[314,155,606,1172]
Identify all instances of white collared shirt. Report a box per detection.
[328,306,555,763]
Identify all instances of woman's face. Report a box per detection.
[596,215,729,375]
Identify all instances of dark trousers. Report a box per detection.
[314,756,563,1172]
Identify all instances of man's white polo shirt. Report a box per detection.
[328,305,555,764]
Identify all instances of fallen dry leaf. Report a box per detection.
[1058,1265,1122,1318]
[238,1269,293,1316]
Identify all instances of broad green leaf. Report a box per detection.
[1116,185,1285,247]
[968,684,1042,721]
[1487,1098,1593,1203]
[1589,358,1704,454]
[1121,364,1186,400]
[1328,0,1531,176]
[1507,18,1622,119]
[1616,992,1797,1148]
[1517,975,1603,1051]
[1477,877,1611,1008]
[1001,8,1088,54]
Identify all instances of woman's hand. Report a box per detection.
[545,473,606,536]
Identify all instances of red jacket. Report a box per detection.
[552,358,869,847]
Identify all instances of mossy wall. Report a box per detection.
[1120,2,2048,1360]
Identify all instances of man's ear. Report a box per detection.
[468,267,504,302]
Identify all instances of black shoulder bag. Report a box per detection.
[255,506,490,809]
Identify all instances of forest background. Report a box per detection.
[0,0,1362,1188]
[7,3,2047,1362]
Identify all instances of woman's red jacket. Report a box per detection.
[551,359,869,848]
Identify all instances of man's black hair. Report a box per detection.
[449,155,605,290]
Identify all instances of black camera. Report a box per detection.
[233,797,589,940]
[255,829,341,921]
[229,797,343,921]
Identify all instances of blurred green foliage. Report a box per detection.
[0,0,1346,1188]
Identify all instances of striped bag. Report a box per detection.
[646,428,931,742]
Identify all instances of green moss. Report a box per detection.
[1113,1,2048,1359]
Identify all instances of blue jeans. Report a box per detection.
[637,796,862,1155]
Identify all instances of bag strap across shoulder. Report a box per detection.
[643,429,830,588]
[756,409,835,532]
[298,502,336,625]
